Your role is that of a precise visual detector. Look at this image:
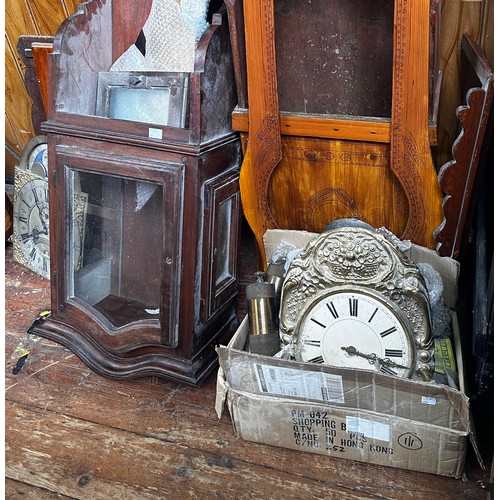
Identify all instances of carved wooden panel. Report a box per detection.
[267,137,409,235]
[235,0,444,265]
[435,34,494,260]
[238,0,282,262]
[389,0,443,248]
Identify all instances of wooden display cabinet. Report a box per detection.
[30,0,242,386]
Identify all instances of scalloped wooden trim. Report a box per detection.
[434,35,494,259]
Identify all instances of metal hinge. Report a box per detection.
[478,480,494,496]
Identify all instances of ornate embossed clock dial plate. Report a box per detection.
[295,289,416,378]
[14,176,50,278]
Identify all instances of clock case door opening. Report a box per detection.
[62,152,183,348]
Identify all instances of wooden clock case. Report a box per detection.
[225,0,444,264]
[30,0,242,386]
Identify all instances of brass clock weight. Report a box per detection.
[274,219,435,381]
[246,272,281,356]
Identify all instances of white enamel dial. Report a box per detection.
[295,290,415,378]
[13,176,50,278]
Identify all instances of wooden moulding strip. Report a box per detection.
[232,109,438,145]
[31,42,54,117]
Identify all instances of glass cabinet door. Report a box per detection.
[69,169,164,328]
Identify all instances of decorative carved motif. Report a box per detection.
[434,34,494,260]
[279,225,433,361]
[390,0,443,248]
[304,187,365,229]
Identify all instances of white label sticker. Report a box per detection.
[149,128,163,139]
[421,396,437,405]
[346,416,390,442]
[253,364,345,403]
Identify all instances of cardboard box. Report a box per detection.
[216,230,481,478]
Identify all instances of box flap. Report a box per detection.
[218,345,470,433]
[215,316,249,418]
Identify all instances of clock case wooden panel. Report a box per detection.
[30,0,242,386]
[226,0,444,264]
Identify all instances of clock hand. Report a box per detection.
[378,357,410,370]
[341,346,377,364]
[341,346,409,370]
[34,203,49,234]
[27,227,43,243]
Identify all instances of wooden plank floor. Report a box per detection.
[4,224,492,499]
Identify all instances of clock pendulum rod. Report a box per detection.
[239,0,282,267]
[390,0,443,248]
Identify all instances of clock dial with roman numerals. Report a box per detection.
[279,221,434,381]
[295,289,415,378]
[13,167,50,279]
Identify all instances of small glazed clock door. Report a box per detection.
[55,147,184,350]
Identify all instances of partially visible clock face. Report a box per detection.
[13,171,50,279]
[27,143,49,178]
[20,135,49,178]
[295,290,415,378]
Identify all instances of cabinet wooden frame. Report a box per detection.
[201,169,242,321]
[53,144,185,349]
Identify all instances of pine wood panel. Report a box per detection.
[267,136,409,236]
[5,0,42,177]
[4,0,79,178]
[480,0,493,67]
[436,0,484,166]
[5,37,33,162]
[4,241,492,499]
[4,1,491,178]
[238,0,282,264]
[389,0,444,248]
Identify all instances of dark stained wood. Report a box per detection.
[4,237,492,498]
[223,0,247,108]
[16,35,53,135]
[32,0,242,386]
[274,0,394,118]
[112,0,153,62]
[434,34,494,260]
[31,41,54,116]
